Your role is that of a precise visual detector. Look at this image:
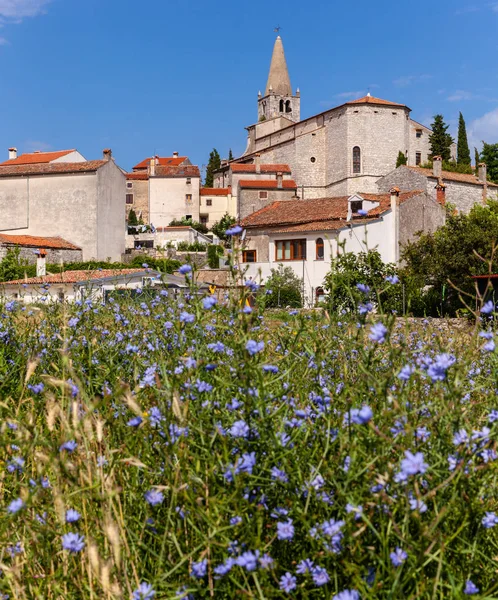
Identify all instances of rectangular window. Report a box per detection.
[186,177,191,184]
[135,240,154,249]
[259,191,268,199]
[185,215,192,221]
[416,152,422,166]
[126,194,134,204]
[185,194,192,202]
[275,239,307,261]
[416,130,422,138]
[243,249,257,263]
[350,200,363,213]
[206,199,213,206]
[200,216,208,225]
[126,182,133,189]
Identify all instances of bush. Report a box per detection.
[211,213,237,246]
[207,244,224,268]
[176,241,207,252]
[169,218,208,235]
[263,264,303,308]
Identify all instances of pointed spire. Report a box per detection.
[265,35,292,97]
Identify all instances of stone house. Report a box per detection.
[126,154,200,227]
[377,157,498,213]
[238,176,298,220]
[0,149,125,261]
[239,189,445,304]
[0,234,82,264]
[0,147,86,166]
[199,188,236,227]
[223,36,441,199]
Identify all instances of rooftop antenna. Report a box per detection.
[367,87,371,97]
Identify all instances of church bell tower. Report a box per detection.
[258,36,300,124]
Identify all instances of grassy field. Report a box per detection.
[1,283,497,599]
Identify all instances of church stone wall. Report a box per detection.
[408,122,431,166]
[376,166,429,194]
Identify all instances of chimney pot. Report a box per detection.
[478,162,487,183]
[173,151,179,158]
[277,171,283,188]
[36,251,47,277]
[8,147,17,160]
[435,181,446,206]
[433,156,442,179]
[255,154,261,174]
[103,148,112,161]
[149,157,156,176]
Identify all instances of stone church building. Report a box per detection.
[223,36,432,199]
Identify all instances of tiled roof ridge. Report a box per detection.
[406,165,498,187]
[3,268,145,285]
[0,160,107,177]
[0,149,77,166]
[0,234,81,250]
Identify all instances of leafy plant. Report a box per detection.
[262,264,303,308]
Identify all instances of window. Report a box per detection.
[206,199,212,206]
[416,129,422,138]
[285,99,292,113]
[279,99,284,112]
[185,215,192,221]
[350,200,363,213]
[416,152,422,166]
[275,239,307,261]
[135,240,154,249]
[126,194,134,204]
[316,238,324,260]
[243,249,257,263]
[315,287,325,304]
[185,194,192,203]
[352,146,361,174]
[186,177,191,185]
[259,191,268,199]
[126,182,133,189]
[200,216,208,225]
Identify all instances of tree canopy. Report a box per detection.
[204,149,221,187]
[396,151,407,168]
[429,115,453,162]
[481,143,498,183]
[457,112,471,166]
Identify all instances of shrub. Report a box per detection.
[169,218,208,235]
[207,244,224,268]
[176,241,207,252]
[211,213,237,246]
[263,264,303,308]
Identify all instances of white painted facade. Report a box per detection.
[149,176,200,227]
[199,190,236,226]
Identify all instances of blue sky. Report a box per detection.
[0,0,497,174]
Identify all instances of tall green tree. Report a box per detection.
[211,213,236,246]
[481,142,498,183]
[228,149,234,161]
[457,112,471,165]
[127,209,138,226]
[204,148,221,187]
[475,147,480,174]
[396,151,407,168]
[429,114,453,162]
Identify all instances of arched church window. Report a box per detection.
[353,146,361,174]
[279,99,284,112]
[316,238,324,260]
[285,100,292,113]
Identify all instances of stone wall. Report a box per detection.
[126,179,149,223]
[376,166,429,193]
[238,187,297,220]
[398,193,445,252]
[0,246,82,264]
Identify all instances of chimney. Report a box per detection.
[149,157,156,177]
[435,181,446,206]
[173,151,179,158]
[478,162,487,183]
[433,155,442,179]
[8,147,17,160]
[103,148,112,161]
[390,188,400,264]
[255,153,261,174]
[36,249,47,277]
[277,172,283,189]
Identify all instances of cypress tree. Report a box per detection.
[457,112,471,165]
[128,209,138,226]
[204,149,221,187]
[475,147,480,174]
[429,115,453,162]
[396,151,407,168]
[228,149,234,161]
[481,142,498,183]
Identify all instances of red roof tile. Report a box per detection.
[0,160,107,177]
[241,191,423,228]
[0,234,80,250]
[346,95,407,108]
[239,179,297,189]
[154,165,200,178]
[231,163,292,174]
[127,172,149,181]
[406,165,498,187]
[200,187,231,196]
[4,269,144,286]
[0,149,77,166]
[133,156,187,170]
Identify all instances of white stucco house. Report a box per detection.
[0,149,126,261]
[240,188,445,305]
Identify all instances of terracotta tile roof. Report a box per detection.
[239,179,297,189]
[0,160,107,177]
[200,187,231,196]
[126,172,149,181]
[0,150,77,166]
[231,163,292,174]
[154,165,200,178]
[346,95,407,108]
[133,156,187,170]
[406,165,498,187]
[241,191,423,229]
[268,218,380,233]
[4,269,145,286]
[0,234,80,250]
[155,226,192,231]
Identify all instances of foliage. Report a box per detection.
[402,200,498,315]
[396,151,407,168]
[457,112,471,166]
[204,148,221,187]
[0,247,31,282]
[129,255,181,273]
[176,241,207,252]
[475,147,480,173]
[262,264,303,308]
[481,142,498,183]
[211,213,237,246]
[169,217,208,235]
[228,148,234,161]
[429,114,453,162]
[2,279,498,597]
[323,249,404,314]
[127,208,138,226]
[421,159,473,175]
[207,244,224,268]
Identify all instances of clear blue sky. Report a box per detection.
[0,0,497,174]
